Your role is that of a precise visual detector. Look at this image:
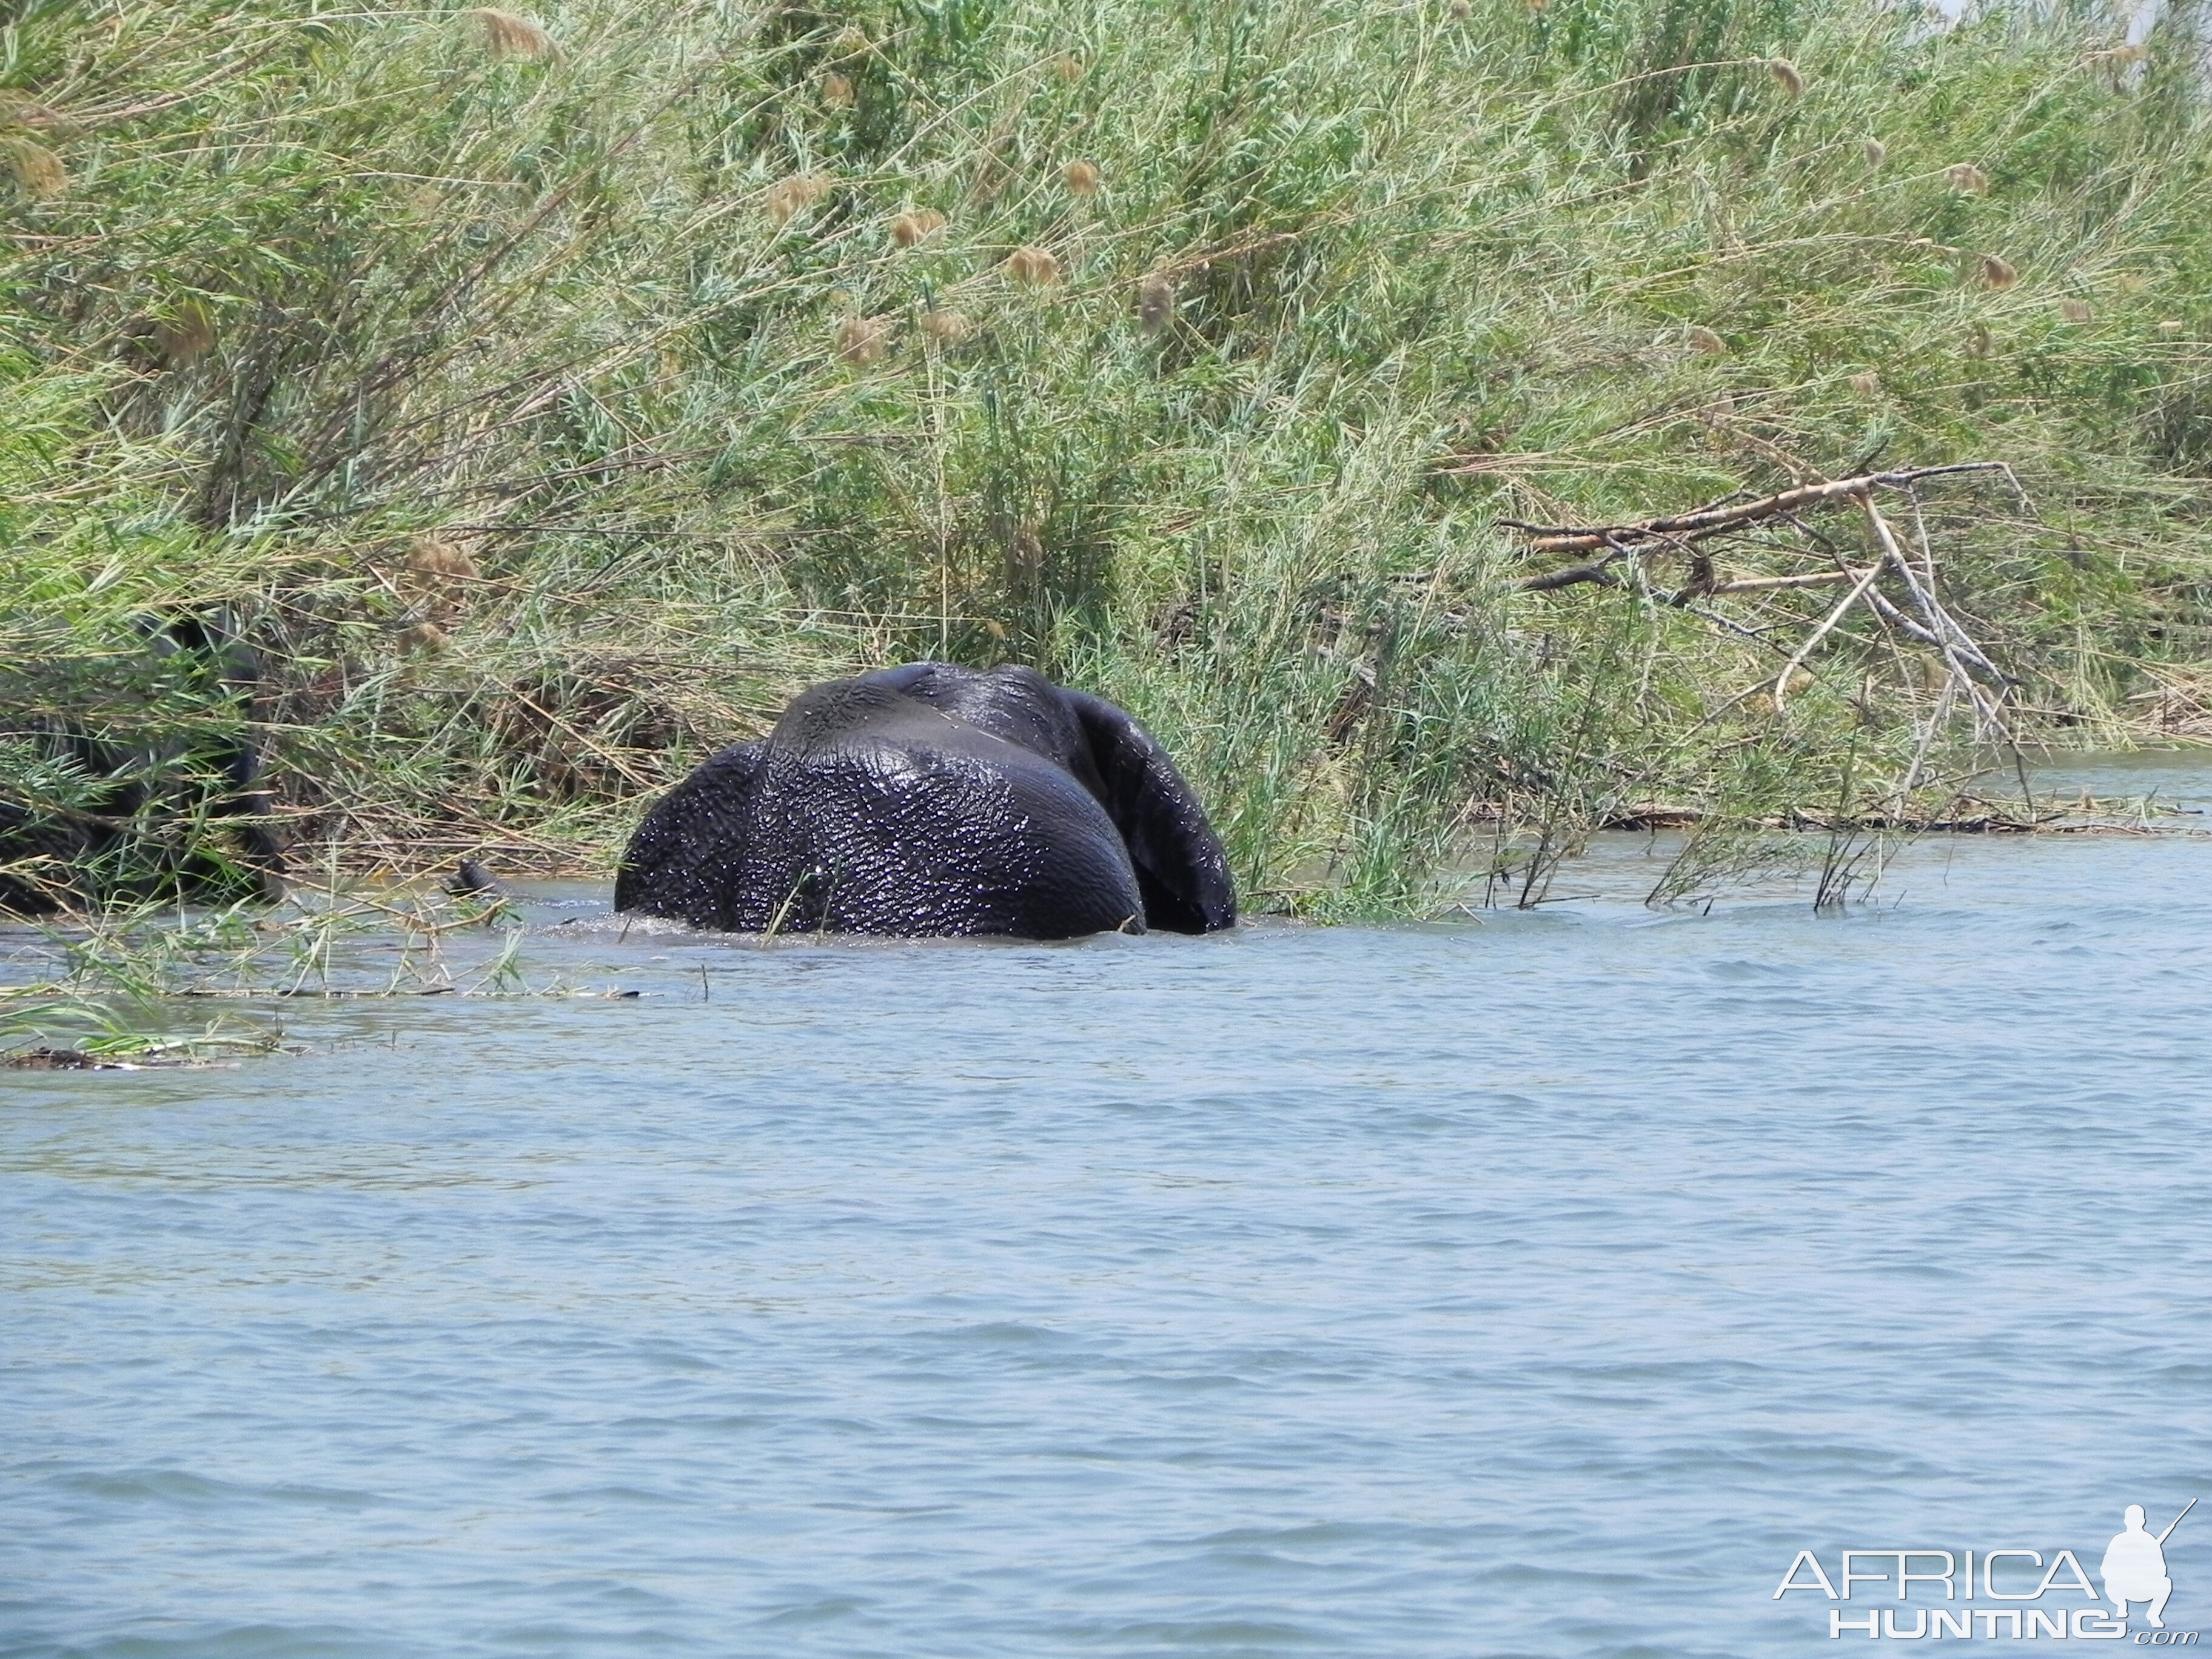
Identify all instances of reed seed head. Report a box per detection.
[154,300,217,367]
[1977,252,2017,290]
[1063,159,1101,196]
[2059,298,2094,324]
[1943,162,1990,194]
[1005,244,1061,286]
[830,25,870,57]
[406,537,480,583]
[1848,370,1880,395]
[890,207,947,247]
[1684,324,1727,355]
[1449,0,1471,18]
[3,135,66,198]
[1137,271,1175,334]
[399,621,449,652]
[836,315,890,366]
[1051,53,1085,82]
[1766,58,1805,96]
[1862,136,1886,166]
[820,72,855,110]
[919,309,974,346]
[1968,322,1994,357]
[766,172,831,225]
[473,8,554,61]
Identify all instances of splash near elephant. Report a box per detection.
[615,663,1235,940]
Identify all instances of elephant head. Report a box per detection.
[614,663,1236,939]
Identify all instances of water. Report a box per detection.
[7,765,2212,1657]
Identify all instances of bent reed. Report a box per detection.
[6,0,2212,969]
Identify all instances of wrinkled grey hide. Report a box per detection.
[614,663,1236,939]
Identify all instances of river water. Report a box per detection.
[6,762,2212,1657]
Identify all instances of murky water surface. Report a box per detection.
[7,759,2212,1657]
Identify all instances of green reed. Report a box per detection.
[2,0,2209,951]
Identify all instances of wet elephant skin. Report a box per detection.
[614,663,1236,940]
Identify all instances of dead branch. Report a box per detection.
[1771,546,1886,715]
[1695,570,1857,597]
[1502,461,2016,560]
[1520,555,1623,592]
[1500,460,2029,754]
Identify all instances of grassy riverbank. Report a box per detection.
[6,0,2212,925]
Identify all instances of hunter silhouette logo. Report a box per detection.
[1775,1499,2199,1640]
[2106,1501,2194,1629]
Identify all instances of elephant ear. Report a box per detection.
[614,740,765,928]
[1065,692,1236,934]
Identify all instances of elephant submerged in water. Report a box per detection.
[614,663,1235,939]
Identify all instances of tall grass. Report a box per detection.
[5,0,2211,923]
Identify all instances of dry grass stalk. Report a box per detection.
[1005,244,1061,286]
[766,172,831,225]
[890,207,947,247]
[473,9,554,61]
[836,315,890,365]
[970,147,1013,201]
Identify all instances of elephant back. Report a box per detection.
[742,699,1145,938]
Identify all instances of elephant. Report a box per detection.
[614,662,1235,939]
[0,611,284,917]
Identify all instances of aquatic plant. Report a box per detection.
[2,0,2209,940]
[0,877,537,1062]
